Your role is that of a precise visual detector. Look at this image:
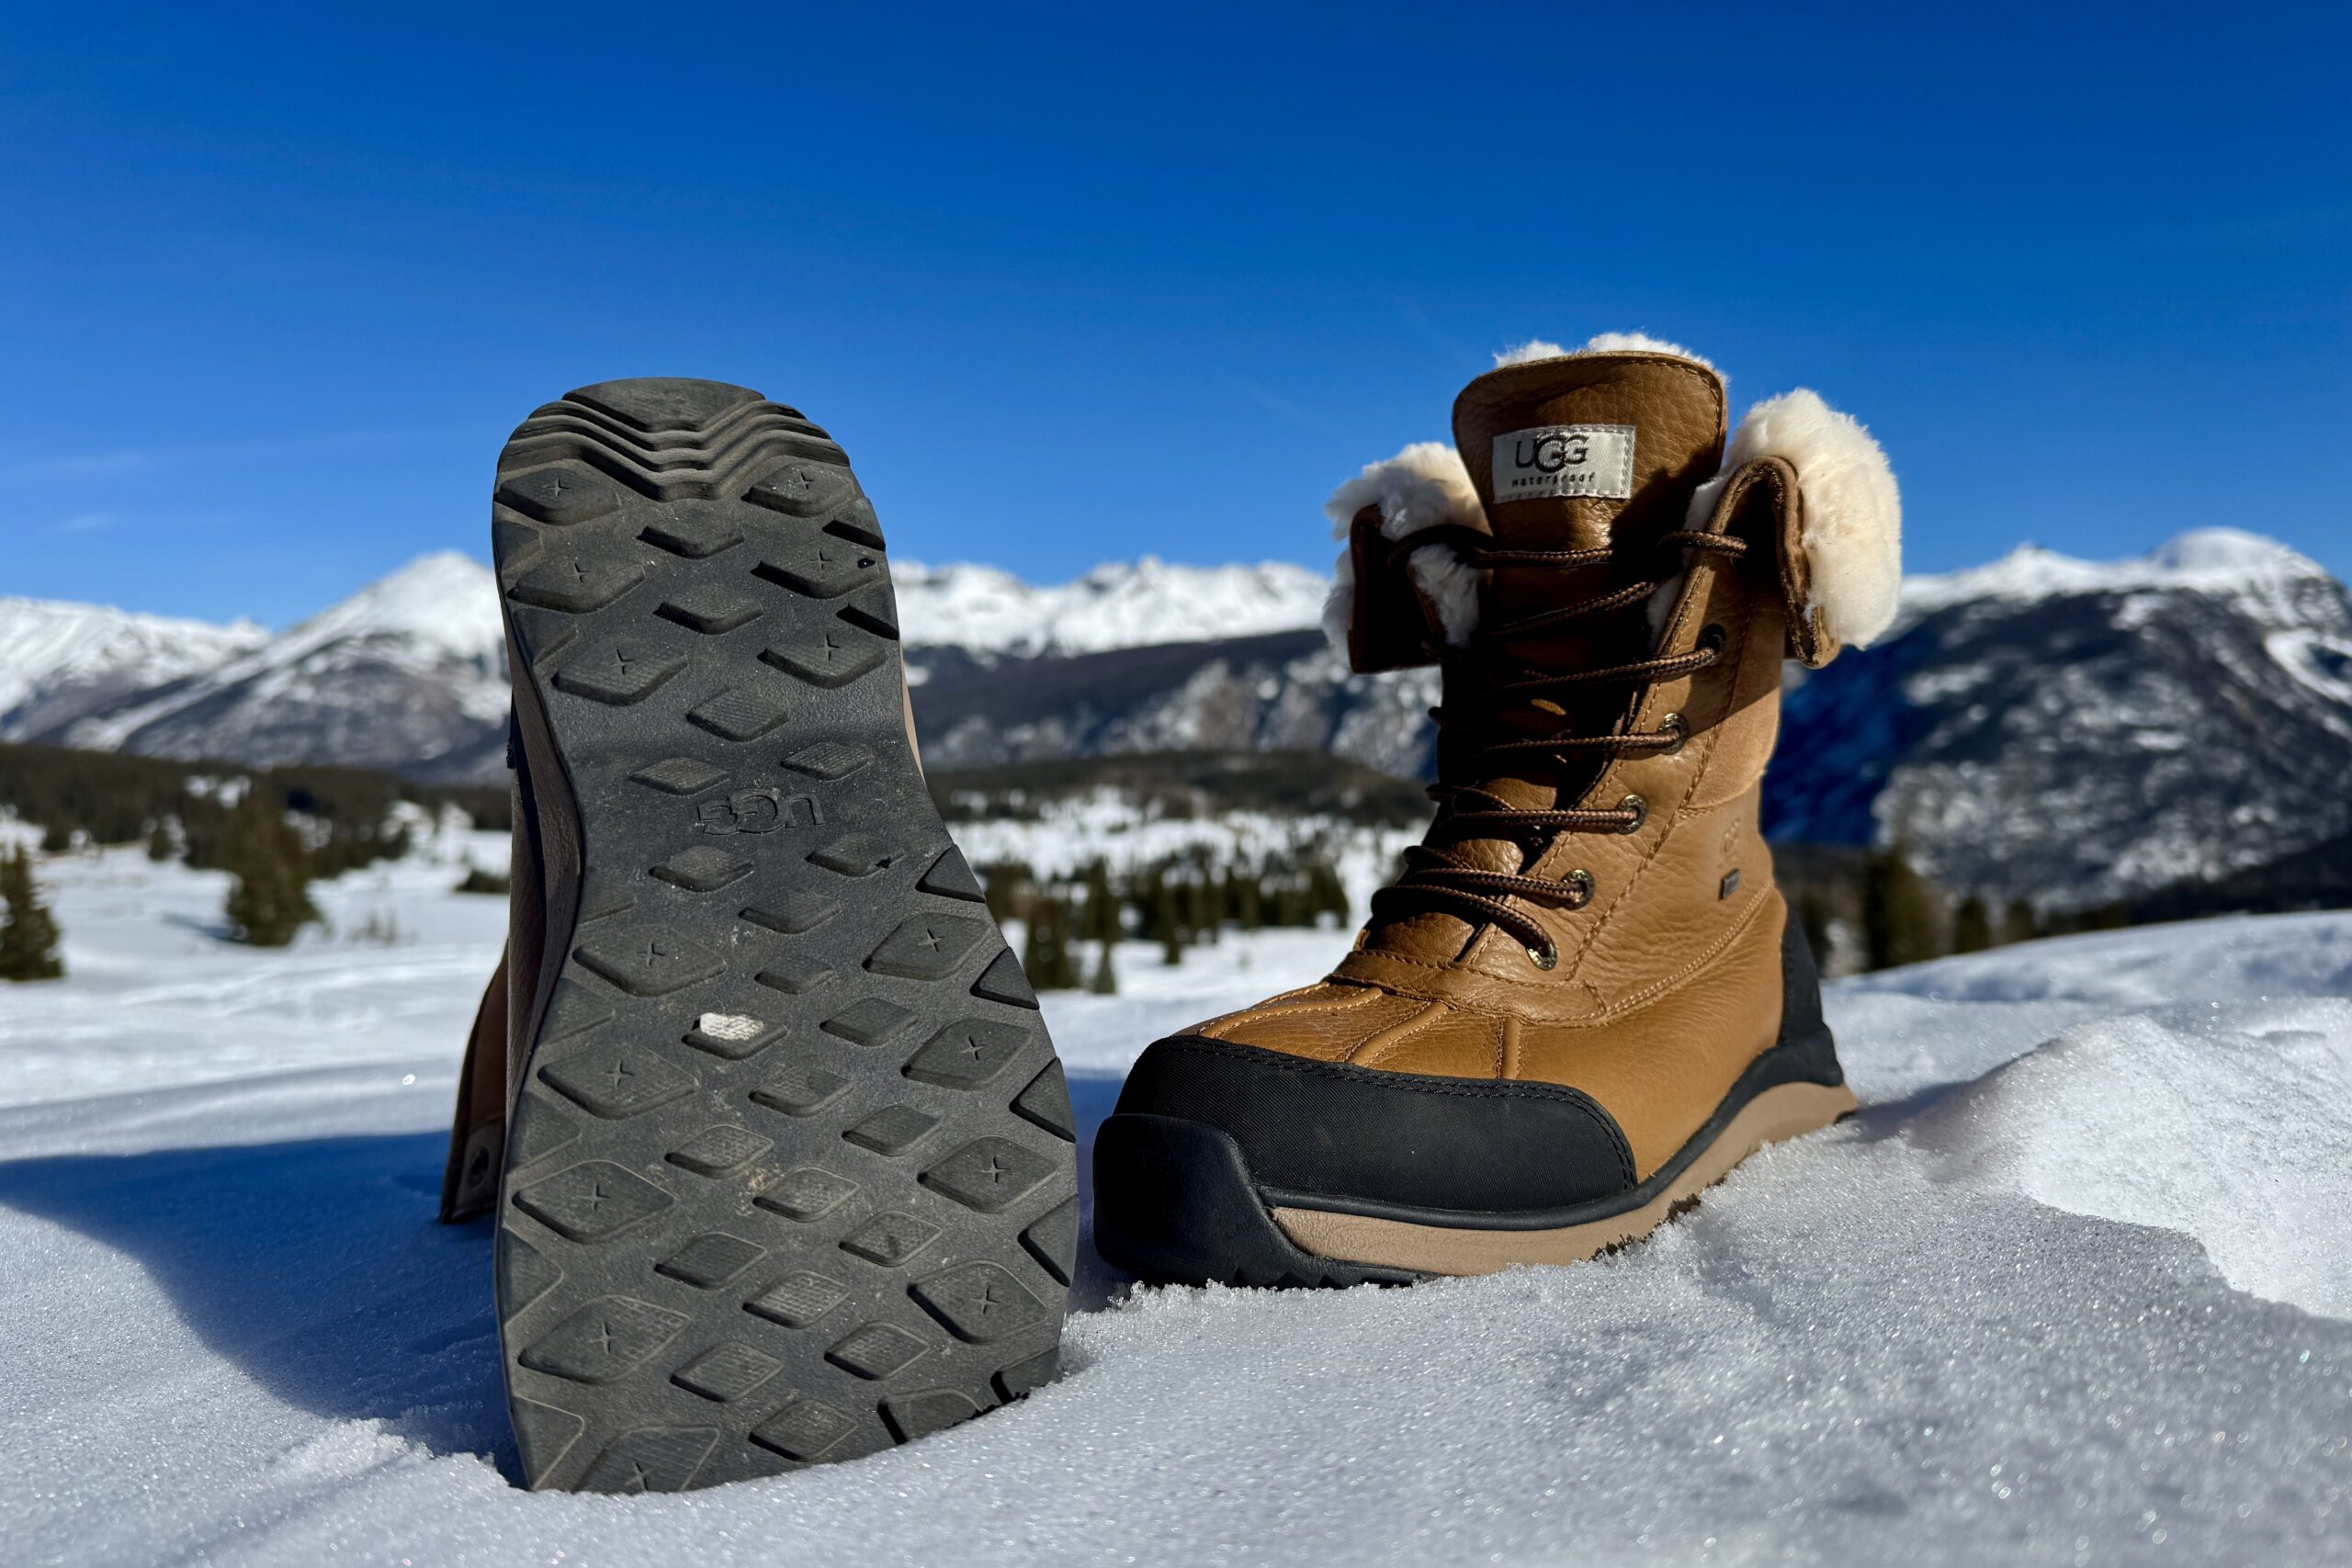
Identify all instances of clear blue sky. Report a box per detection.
[3,3,2346,626]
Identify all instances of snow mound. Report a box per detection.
[1914,999,2352,1317]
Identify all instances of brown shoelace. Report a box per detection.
[1367,527,1747,958]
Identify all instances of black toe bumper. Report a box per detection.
[1092,1036,1643,1287]
[1114,1035,1639,1213]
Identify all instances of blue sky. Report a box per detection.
[3,3,2346,626]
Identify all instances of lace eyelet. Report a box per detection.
[1563,868,1595,908]
[1527,944,1558,971]
[1657,713,1689,755]
[1699,623,1727,654]
[1617,794,1647,833]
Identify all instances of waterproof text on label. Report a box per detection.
[1492,423,1637,502]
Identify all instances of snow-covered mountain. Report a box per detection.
[1769,528,2352,908]
[53,552,510,782]
[7,555,1333,784]
[0,596,266,740]
[1894,526,2325,626]
[893,558,1327,659]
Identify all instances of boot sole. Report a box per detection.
[489,378,1076,1491]
[1095,1035,1852,1283]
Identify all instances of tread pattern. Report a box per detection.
[493,378,1073,1493]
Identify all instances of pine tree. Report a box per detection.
[0,844,65,981]
[1231,869,1263,931]
[221,792,319,948]
[980,861,1032,930]
[1999,897,2039,946]
[1305,861,1350,927]
[1021,891,1082,991]
[1861,843,1941,972]
[1080,861,1121,945]
[1184,874,1219,946]
[1154,877,1184,966]
[1950,895,1993,954]
[1794,890,1835,967]
[146,818,175,863]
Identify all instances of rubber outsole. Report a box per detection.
[1270,1079,1856,1274]
[490,378,1075,1492]
[1094,1033,1853,1285]
[1092,1115,1426,1289]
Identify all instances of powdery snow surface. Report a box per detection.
[3,852,2351,1564]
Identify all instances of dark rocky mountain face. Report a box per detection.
[1770,560,2352,908]
[908,634,1441,781]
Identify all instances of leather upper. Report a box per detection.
[1175,351,1812,1181]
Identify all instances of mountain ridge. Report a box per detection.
[6,528,2347,907]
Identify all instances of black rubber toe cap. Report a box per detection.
[1109,1035,1637,1216]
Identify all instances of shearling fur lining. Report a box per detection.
[1322,340,1901,665]
[1494,332,1715,371]
[1321,442,1488,651]
[1688,389,1902,649]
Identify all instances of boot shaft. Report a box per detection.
[1327,338,1900,999]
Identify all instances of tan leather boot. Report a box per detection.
[439,378,1077,1489]
[1092,335,1902,1284]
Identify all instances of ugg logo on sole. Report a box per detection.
[1493,423,1636,502]
[695,790,821,834]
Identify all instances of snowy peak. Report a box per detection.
[1898,527,2330,625]
[52,552,510,778]
[2143,526,2323,578]
[265,550,504,668]
[0,597,267,738]
[894,557,1329,658]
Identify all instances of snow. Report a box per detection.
[891,557,1329,656]
[4,836,2351,1564]
[944,787,1418,917]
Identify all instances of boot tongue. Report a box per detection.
[1453,350,1727,552]
[1453,349,1729,703]
[1369,351,1730,961]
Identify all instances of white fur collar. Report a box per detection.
[1493,331,1716,371]
[1322,335,1902,660]
[1320,442,1487,650]
[1685,389,1902,649]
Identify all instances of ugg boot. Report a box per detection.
[1093,336,1901,1284]
[439,379,1077,1489]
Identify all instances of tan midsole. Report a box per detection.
[1270,1079,1859,1277]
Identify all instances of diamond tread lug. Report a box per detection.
[492,378,1075,1493]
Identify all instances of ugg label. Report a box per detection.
[1492,423,1636,502]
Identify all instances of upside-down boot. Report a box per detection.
[438,378,1077,1487]
[1092,335,1901,1283]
